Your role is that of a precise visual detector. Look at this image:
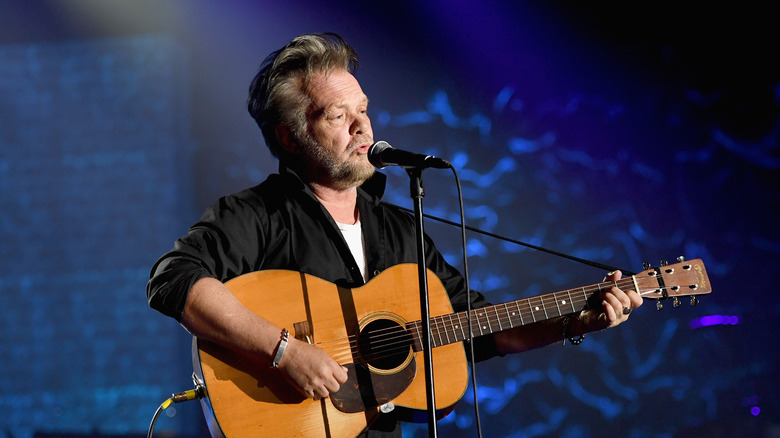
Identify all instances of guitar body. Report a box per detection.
[193,264,468,437]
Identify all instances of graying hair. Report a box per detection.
[247,33,359,160]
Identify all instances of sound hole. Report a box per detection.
[357,318,412,371]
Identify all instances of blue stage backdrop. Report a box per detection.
[1,2,777,437]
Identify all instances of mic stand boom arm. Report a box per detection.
[380,202,635,276]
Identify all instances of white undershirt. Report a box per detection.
[336,220,368,282]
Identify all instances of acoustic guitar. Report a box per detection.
[192,259,710,437]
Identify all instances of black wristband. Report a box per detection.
[562,315,586,346]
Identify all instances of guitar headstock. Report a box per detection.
[634,257,711,309]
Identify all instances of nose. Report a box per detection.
[350,113,371,136]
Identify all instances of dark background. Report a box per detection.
[1,1,778,437]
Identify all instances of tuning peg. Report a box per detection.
[660,260,669,266]
[690,296,699,306]
[656,300,663,310]
[643,262,651,270]
[677,256,686,262]
[673,297,681,308]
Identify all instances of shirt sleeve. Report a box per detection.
[146,194,266,321]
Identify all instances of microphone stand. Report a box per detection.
[406,167,438,437]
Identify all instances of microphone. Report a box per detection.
[368,141,451,169]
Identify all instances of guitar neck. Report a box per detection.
[406,258,710,349]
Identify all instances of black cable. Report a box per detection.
[147,401,168,438]
[147,397,172,438]
[449,165,483,438]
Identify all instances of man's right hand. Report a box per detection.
[277,337,349,400]
[180,277,349,400]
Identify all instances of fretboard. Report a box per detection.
[407,277,639,350]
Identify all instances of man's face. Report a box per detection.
[299,70,375,190]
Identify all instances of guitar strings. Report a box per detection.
[320,277,650,362]
[316,274,681,364]
[324,279,655,363]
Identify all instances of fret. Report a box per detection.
[475,309,487,335]
[566,289,576,313]
[423,320,433,349]
[433,317,444,346]
[503,303,514,328]
[408,321,423,352]
[493,306,503,332]
[455,313,466,341]
[426,319,433,348]
[540,295,549,320]
[580,286,589,310]
[528,298,539,322]
[432,317,442,348]
[422,320,436,349]
[470,309,480,337]
[467,311,478,338]
[515,301,525,326]
[553,292,563,317]
[484,307,495,334]
[444,314,454,344]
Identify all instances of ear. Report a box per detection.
[275,124,301,155]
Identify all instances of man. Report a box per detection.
[147,33,642,437]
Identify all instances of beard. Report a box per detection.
[298,134,375,190]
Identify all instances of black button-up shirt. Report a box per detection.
[148,165,494,342]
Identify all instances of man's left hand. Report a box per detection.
[576,270,643,334]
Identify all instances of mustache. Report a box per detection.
[347,137,373,152]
